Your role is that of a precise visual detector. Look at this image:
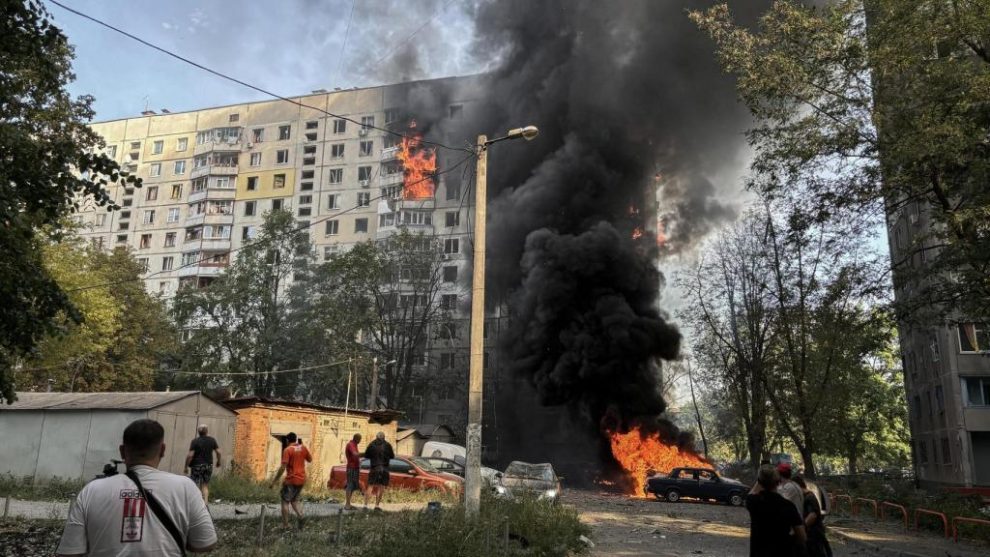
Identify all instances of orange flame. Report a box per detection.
[656,219,668,248]
[397,120,437,200]
[631,227,644,240]
[608,425,711,496]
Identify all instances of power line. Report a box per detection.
[46,0,472,155]
[372,0,459,68]
[333,0,357,88]
[164,360,354,377]
[66,152,476,293]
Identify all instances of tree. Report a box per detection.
[325,229,455,411]
[19,234,175,391]
[690,0,990,320]
[0,0,139,402]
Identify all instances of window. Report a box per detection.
[303,145,317,155]
[445,211,460,227]
[383,134,399,149]
[333,119,346,134]
[444,238,459,254]
[449,104,463,119]
[379,213,395,227]
[299,195,312,205]
[306,120,318,130]
[328,168,343,184]
[152,140,164,154]
[242,226,256,240]
[358,166,372,181]
[303,156,315,166]
[146,186,158,201]
[331,144,345,158]
[244,201,256,216]
[385,108,400,124]
[300,182,313,191]
[229,113,239,123]
[107,145,117,158]
[443,266,457,283]
[120,210,131,220]
[301,170,314,180]
[129,153,139,162]
[361,115,375,129]
[441,294,457,310]
[325,220,339,236]
[957,323,990,352]
[139,234,152,249]
[173,160,186,175]
[162,256,174,271]
[273,174,286,188]
[136,258,149,272]
[170,184,182,199]
[252,128,264,143]
[214,176,232,189]
[150,163,161,177]
[360,140,373,156]
[446,183,461,201]
[275,149,288,164]
[176,137,188,151]
[354,218,368,233]
[963,377,990,407]
[357,192,370,207]
[250,152,261,166]
[401,211,432,226]
[143,210,156,224]
[440,353,455,370]
[305,132,317,141]
[911,395,922,423]
[164,232,176,247]
[918,440,928,464]
[935,385,944,415]
[941,437,952,464]
[272,199,283,211]
[167,208,180,223]
[278,125,291,140]
[116,234,128,243]
[298,207,311,217]
[247,176,258,191]
[95,213,107,226]
[930,335,941,362]
[327,194,340,209]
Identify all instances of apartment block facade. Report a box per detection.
[77,77,487,430]
[888,202,990,487]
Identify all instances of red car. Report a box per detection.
[327,456,463,494]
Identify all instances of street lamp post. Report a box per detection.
[465,125,539,517]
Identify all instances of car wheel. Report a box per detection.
[665,489,680,503]
[729,493,744,507]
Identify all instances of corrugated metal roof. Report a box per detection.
[4,391,201,411]
[399,423,455,437]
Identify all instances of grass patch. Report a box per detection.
[0,474,84,501]
[209,472,458,506]
[211,494,590,557]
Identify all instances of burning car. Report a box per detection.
[493,461,561,504]
[645,467,746,506]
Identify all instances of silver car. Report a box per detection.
[493,461,561,503]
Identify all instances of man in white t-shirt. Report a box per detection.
[56,419,217,556]
[776,463,805,519]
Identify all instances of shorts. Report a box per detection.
[345,468,361,492]
[281,483,304,503]
[189,463,213,486]
[368,466,390,486]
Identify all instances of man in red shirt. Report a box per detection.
[269,432,312,529]
[343,433,363,510]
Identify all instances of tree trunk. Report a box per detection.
[847,451,858,476]
[798,445,817,479]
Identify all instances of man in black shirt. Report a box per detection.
[746,464,806,557]
[363,432,395,510]
[185,425,221,503]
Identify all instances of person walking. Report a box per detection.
[268,432,312,529]
[184,425,221,504]
[56,419,217,556]
[746,464,806,557]
[363,432,394,511]
[794,476,829,557]
[343,433,363,511]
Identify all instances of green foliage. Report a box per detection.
[207,470,456,506]
[0,473,85,501]
[690,0,990,320]
[18,233,176,392]
[0,0,139,403]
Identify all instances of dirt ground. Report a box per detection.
[566,488,860,557]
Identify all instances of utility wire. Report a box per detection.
[47,0,472,155]
[372,0,459,68]
[66,152,477,293]
[164,359,354,377]
[333,0,357,88]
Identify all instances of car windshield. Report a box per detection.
[409,457,439,473]
[503,461,556,482]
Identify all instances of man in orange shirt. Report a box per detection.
[269,432,312,529]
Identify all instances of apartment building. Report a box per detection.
[76,76,486,428]
[888,201,990,487]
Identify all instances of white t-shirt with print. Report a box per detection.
[56,465,216,556]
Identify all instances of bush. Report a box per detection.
[208,470,457,506]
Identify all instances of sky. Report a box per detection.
[51,0,481,121]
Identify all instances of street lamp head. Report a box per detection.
[507,125,540,141]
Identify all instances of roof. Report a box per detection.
[223,396,401,424]
[399,423,456,437]
[5,391,203,411]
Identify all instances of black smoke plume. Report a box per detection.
[447,0,773,475]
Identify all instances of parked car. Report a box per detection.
[493,461,561,504]
[327,456,462,494]
[422,456,465,477]
[645,467,746,506]
[420,442,500,484]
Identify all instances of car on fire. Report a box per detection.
[645,467,746,506]
[327,456,462,494]
[493,461,561,504]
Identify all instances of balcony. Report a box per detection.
[182,238,231,252]
[190,163,238,180]
[177,264,226,278]
[381,146,400,161]
[185,212,234,228]
[381,172,404,186]
[194,140,242,156]
[188,187,236,204]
